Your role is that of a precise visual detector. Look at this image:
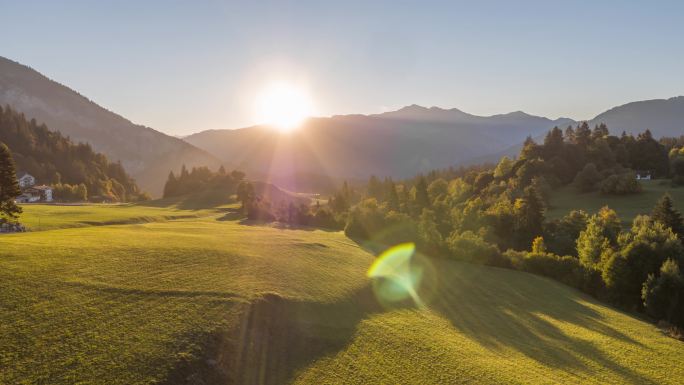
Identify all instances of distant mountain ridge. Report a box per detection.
[0,56,220,196]
[588,96,684,138]
[473,96,684,164]
[184,105,574,190]
[2,55,682,194]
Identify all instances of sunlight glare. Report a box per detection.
[368,243,425,308]
[255,82,313,132]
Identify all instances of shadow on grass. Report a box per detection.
[164,285,395,385]
[236,218,341,233]
[216,207,244,221]
[426,259,651,383]
[165,258,655,384]
[137,190,235,211]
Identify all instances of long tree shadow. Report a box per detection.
[166,258,659,384]
[426,259,653,383]
[164,284,396,384]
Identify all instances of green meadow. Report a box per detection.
[1,202,683,384]
[548,179,684,223]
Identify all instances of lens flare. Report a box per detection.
[367,243,426,308]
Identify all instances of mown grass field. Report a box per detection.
[17,190,237,231]
[548,179,684,223]
[1,202,683,384]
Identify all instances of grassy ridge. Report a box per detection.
[548,179,684,223]
[17,190,237,231]
[296,261,684,384]
[17,204,205,231]
[1,204,683,383]
[0,216,372,384]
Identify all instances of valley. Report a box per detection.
[2,202,683,384]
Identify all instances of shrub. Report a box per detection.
[642,259,684,328]
[311,207,343,230]
[518,251,605,296]
[599,172,641,195]
[573,163,602,192]
[447,231,509,267]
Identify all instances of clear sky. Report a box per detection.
[2,0,683,135]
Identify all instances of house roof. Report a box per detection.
[29,185,52,191]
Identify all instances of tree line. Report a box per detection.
[162,165,245,198]
[0,105,148,202]
[318,123,684,331]
[163,122,684,331]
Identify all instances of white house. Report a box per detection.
[17,172,35,188]
[635,171,652,180]
[16,192,40,203]
[27,185,53,202]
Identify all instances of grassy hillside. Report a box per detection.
[17,190,236,231]
[548,179,684,223]
[1,204,683,383]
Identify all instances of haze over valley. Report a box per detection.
[2,2,684,384]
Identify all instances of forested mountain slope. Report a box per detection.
[185,105,573,191]
[0,105,145,201]
[0,56,220,196]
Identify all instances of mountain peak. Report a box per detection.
[398,104,430,112]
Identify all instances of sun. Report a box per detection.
[255,82,313,132]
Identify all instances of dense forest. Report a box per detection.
[0,105,148,202]
[225,122,684,332]
[335,123,684,330]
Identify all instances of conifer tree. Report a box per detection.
[386,180,400,211]
[0,142,22,220]
[652,193,684,239]
[163,171,177,198]
[414,176,430,211]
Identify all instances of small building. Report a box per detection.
[17,171,36,188]
[635,170,652,180]
[15,192,40,203]
[24,185,53,202]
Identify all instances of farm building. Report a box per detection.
[25,185,54,202]
[14,172,54,203]
[17,171,36,188]
[635,170,652,180]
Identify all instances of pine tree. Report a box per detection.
[414,176,430,211]
[543,126,564,153]
[0,142,22,220]
[652,193,684,239]
[386,180,400,211]
[564,125,576,144]
[520,136,540,159]
[163,171,177,198]
[575,122,592,147]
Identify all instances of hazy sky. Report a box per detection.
[2,0,684,135]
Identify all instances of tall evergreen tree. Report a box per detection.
[543,126,564,156]
[0,142,22,220]
[513,186,545,248]
[163,171,177,198]
[414,176,430,211]
[386,180,400,211]
[574,122,592,147]
[652,193,684,239]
